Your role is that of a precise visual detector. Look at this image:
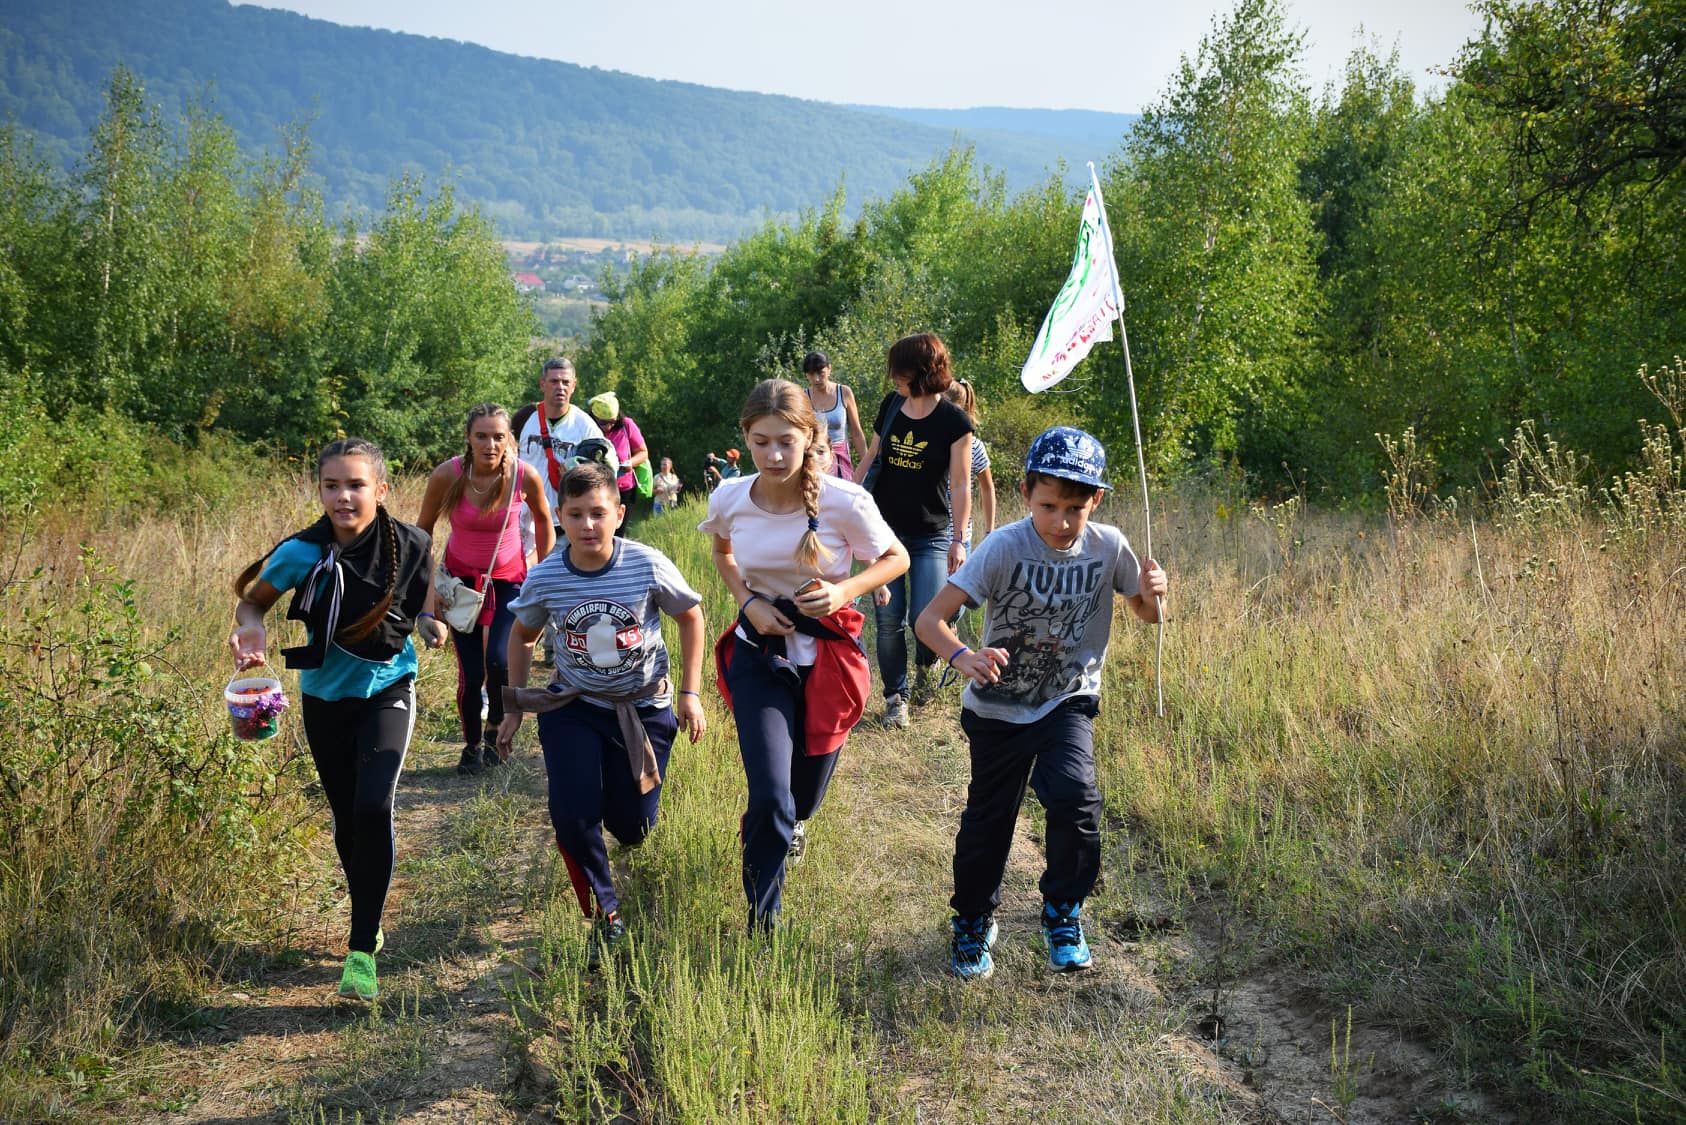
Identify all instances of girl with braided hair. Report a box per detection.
[230,438,445,1001]
[417,404,555,776]
[699,379,908,931]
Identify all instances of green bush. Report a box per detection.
[0,550,305,1115]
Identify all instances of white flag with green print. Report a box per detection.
[1021,168,1123,392]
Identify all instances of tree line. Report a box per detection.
[2,0,1681,518]
[585,0,1685,501]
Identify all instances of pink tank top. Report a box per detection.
[443,457,527,582]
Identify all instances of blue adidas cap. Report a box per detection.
[1025,426,1108,488]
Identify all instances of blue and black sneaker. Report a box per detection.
[949,914,998,981]
[587,913,626,971]
[1041,900,1093,972]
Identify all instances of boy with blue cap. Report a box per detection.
[915,426,1167,980]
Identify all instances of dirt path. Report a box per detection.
[821,696,1503,1124]
[143,734,552,1125]
[134,695,1501,1123]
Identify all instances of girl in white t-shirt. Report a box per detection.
[699,379,909,931]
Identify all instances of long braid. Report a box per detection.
[337,504,400,644]
[233,542,288,601]
[795,435,828,572]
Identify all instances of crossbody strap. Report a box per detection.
[868,393,903,468]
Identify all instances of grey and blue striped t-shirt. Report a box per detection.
[508,540,702,709]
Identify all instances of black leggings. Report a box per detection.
[302,677,416,954]
[449,577,519,746]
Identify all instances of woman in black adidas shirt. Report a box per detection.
[857,333,974,727]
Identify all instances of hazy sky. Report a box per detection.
[239,0,1485,113]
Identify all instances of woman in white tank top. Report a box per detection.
[803,350,868,481]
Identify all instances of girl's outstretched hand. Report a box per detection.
[676,692,707,743]
[419,615,448,649]
[229,624,266,669]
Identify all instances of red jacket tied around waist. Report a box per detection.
[713,602,869,758]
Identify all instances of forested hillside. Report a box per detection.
[0,0,1114,239]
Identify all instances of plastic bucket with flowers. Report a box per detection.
[225,667,289,741]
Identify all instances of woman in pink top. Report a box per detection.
[419,404,555,776]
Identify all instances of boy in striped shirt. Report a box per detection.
[497,462,707,963]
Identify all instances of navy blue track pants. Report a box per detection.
[726,637,842,928]
[539,697,676,919]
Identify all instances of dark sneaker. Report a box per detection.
[480,737,503,770]
[456,745,484,777]
[587,914,626,970]
[789,820,807,863]
[950,914,998,981]
[1041,900,1093,972]
[884,694,909,729]
[337,951,378,1000]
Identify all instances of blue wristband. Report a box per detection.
[947,644,970,666]
[741,593,763,611]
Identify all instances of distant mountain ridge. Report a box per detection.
[0,0,1141,240]
[850,105,1138,153]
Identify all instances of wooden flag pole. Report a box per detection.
[1086,163,1164,717]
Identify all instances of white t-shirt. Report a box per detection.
[514,403,616,552]
[698,474,899,664]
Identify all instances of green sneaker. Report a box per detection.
[337,951,378,1000]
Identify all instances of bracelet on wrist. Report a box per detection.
[947,644,971,667]
[741,592,763,611]
[679,689,700,697]
[417,611,436,620]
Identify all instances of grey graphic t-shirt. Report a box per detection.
[948,518,1141,723]
[509,540,701,709]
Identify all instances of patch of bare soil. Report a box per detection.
[1113,881,1509,1125]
